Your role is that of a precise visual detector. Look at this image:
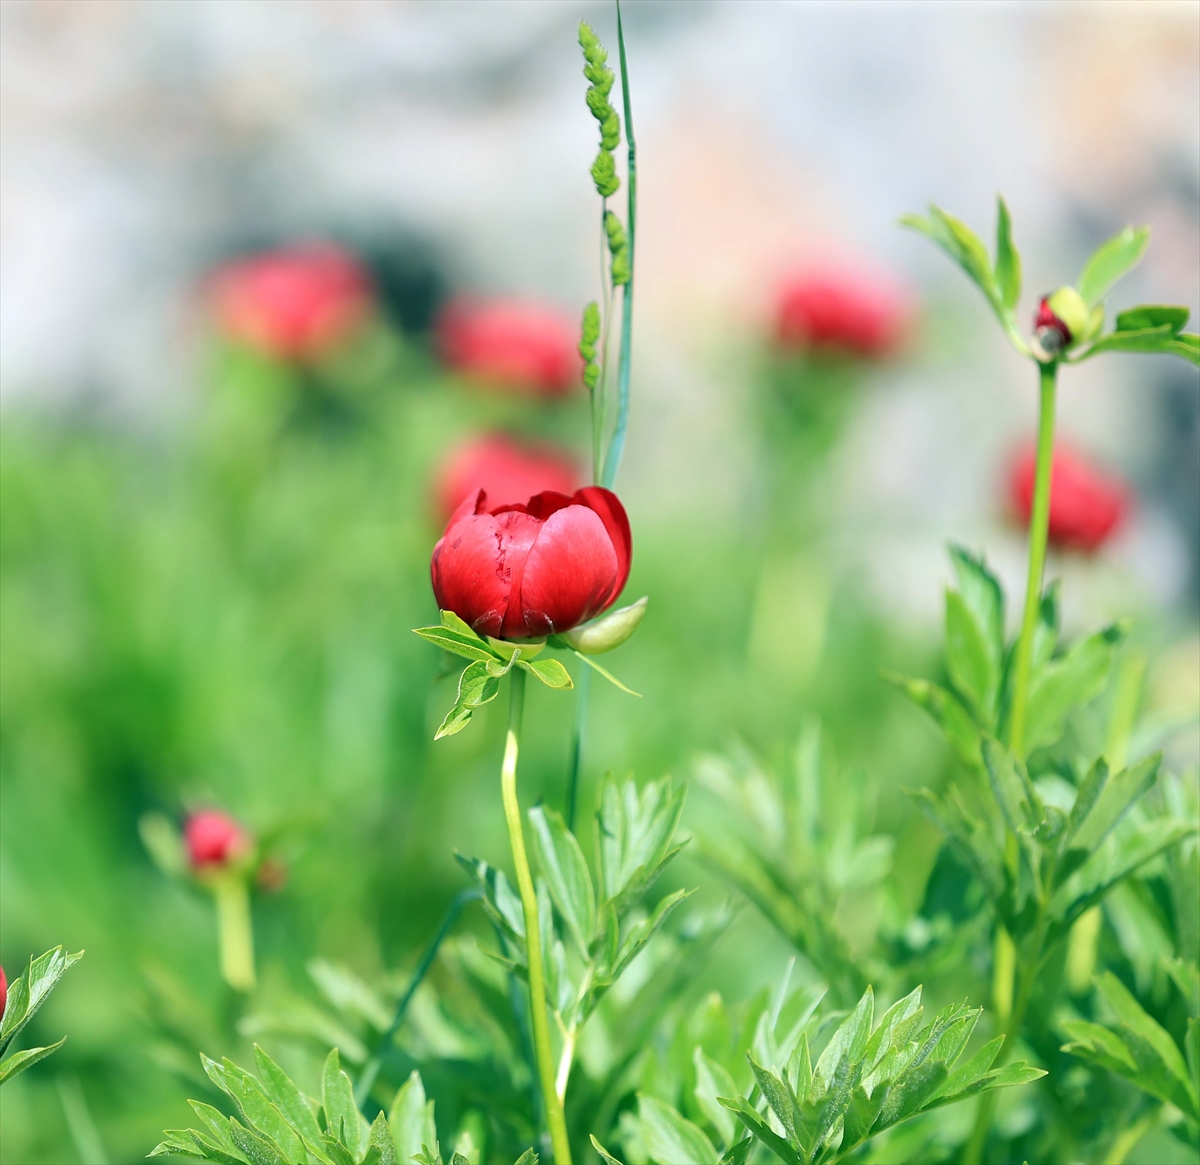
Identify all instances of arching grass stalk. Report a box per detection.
[500,668,572,1164]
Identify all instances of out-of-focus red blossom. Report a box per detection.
[775,263,912,358]
[434,435,579,521]
[185,810,250,872]
[207,244,372,361]
[435,298,581,396]
[1009,445,1130,552]
[432,487,631,639]
[1,965,6,1020]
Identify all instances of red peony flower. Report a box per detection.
[435,297,581,396]
[775,263,911,358]
[1009,445,1130,552]
[185,810,250,871]
[207,244,372,361]
[431,487,632,639]
[434,435,579,521]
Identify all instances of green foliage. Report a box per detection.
[0,946,82,1086]
[579,301,601,391]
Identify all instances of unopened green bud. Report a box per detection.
[562,596,647,654]
[591,151,620,198]
[1046,287,1090,342]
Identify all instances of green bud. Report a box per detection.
[580,301,601,390]
[1046,286,1090,344]
[561,596,647,655]
[605,211,630,286]
[591,151,620,198]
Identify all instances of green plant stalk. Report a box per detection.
[355,887,481,1106]
[601,1,635,492]
[500,668,572,1164]
[213,874,255,993]
[1007,361,1059,755]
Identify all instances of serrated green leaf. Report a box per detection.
[814,986,874,1094]
[747,1055,800,1144]
[367,1112,397,1165]
[983,737,1045,837]
[1097,972,1192,1100]
[597,776,686,906]
[389,1070,437,1165]
[253,1045,325,1144]
[190,1101,245,1156]
[994,197,1021,314]
[693,1047,739,1147]
[413,627,498,665]
[528,804,596,958]
[862,987,923,1079]
[1066,754,1161,857]
[908,786,1005,903]
[0,946,82,1056]
[718,1095,802,1165]
[1116,305,1189,333]
[322,1049,366,1160]
[841,1083,886,1155]
[228,1117,289,1165]
[0,1037,66,1084]
[875,1059,949,1131]
[214,1057,308,1163]
[882,673,982,768]
[1063,1019,1138,1074]
[518,656,574,690]
[456,854,525,943]
[1078,226,1150,306]
[929,1035,1004,1104]
[613,889,690,980]
[637,1094,721,1165]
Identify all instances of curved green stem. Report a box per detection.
[214,874,255,993]
[500,669,572,1164]
[1007,361,1058,755]
[601,1,636,491]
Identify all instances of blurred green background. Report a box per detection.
[1,2,1197,1163]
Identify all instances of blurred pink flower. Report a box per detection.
[434,434,580,521]
[435,297,581,395]
[185,810,250,872]
[207,244,372,361]
[774,263,912,358]
[1009,444,1130,552]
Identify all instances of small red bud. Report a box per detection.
[1034,297,1072,351]
[185,810,250,872]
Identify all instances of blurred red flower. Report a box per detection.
[435,298,581,395]
[775,263,911,358]
[185,810,250,872]
[207,244,372,361]
[1009,445,1130,552]
[432,487,631,639]
[434,435,579,521]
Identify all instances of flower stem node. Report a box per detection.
[1033,286,1094,361]
[559,595,647,654]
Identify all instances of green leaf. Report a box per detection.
[1116,305,1189,333]
[814,986,874,1093]
[564,647,640,696]
[413,627,498,665]
[1066,753,1161,856]
[637,1094,721,1165]
[518,656,573,690]
[719,1139,753,1165]
[367,1112,397,1165]
[254,1045,324,1145]
[747,1055,800,1145]
[434,660,503,739]
[693,1048,739,1147]
[456,854,525,944]
[0,1037,66,1084]
[983,737,1045,838]
[204,1057,308,1163]
[717,1095,802,1165]
[0,946,83,1056]
[1078,226,1150,306]
[949,547,1005,663]
[994,197,1022,314]
[527,804,595,959]
[882,672,982,768]
[589,1136,625,1165]
[228,1117,289,1165]
[945,590,999,727]
[613,888,691,980]
[1063,1019,1139,1074]
[389,1070,437,1165]
[1031,580,1061,670]
[1096,972,1193,1106]
[596,775,687,906]
[322,1049,366,1160]
[929,1035,1003,1103]
[1078,325,1181,359]
[309,961,391,1032]
[189,1101,246,1158]
[513,1150,538,1165]
[908,787,1005,904]
[1022,623,1125,754]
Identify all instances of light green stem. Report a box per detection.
[1104,1106,1158,1165]
[500,669,572,1164]
[214,874,255,993]
[1007,361,1058,755]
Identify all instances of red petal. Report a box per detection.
[574,487,632,607]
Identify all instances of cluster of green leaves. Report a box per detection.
[458,774,689,1093]
[693,724,892,1006]
[902,198,1199,365]
[595,981,1040,1165]
[0,945,82,1086]
[152,1047,537,1165]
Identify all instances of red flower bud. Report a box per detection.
[207,244,372,361]
[775,264,911,358]
[1,965,6,1020]
[185,810,250,872]
[434,435,579,522]
[435,298,581,396]
[1033,296,1072,355]
[1009,445,1130,552]
[432,487,632,639]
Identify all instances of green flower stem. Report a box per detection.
[500,668,573,1164]
[1007,360,1059,756]
[601,2,635,492]
[213,874,255,993]
[566,666,591,832]
[354,887,481,1106]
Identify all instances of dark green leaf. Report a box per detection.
[637,1094,721,1165]
[1096,972,1192,1104]
[1115,305,1189,333]
[908,787,1005,903]
[1078,226,1149,306]
[207,1057,308,1163]
[929,1035,1003,1104]
[527,804,595,958]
